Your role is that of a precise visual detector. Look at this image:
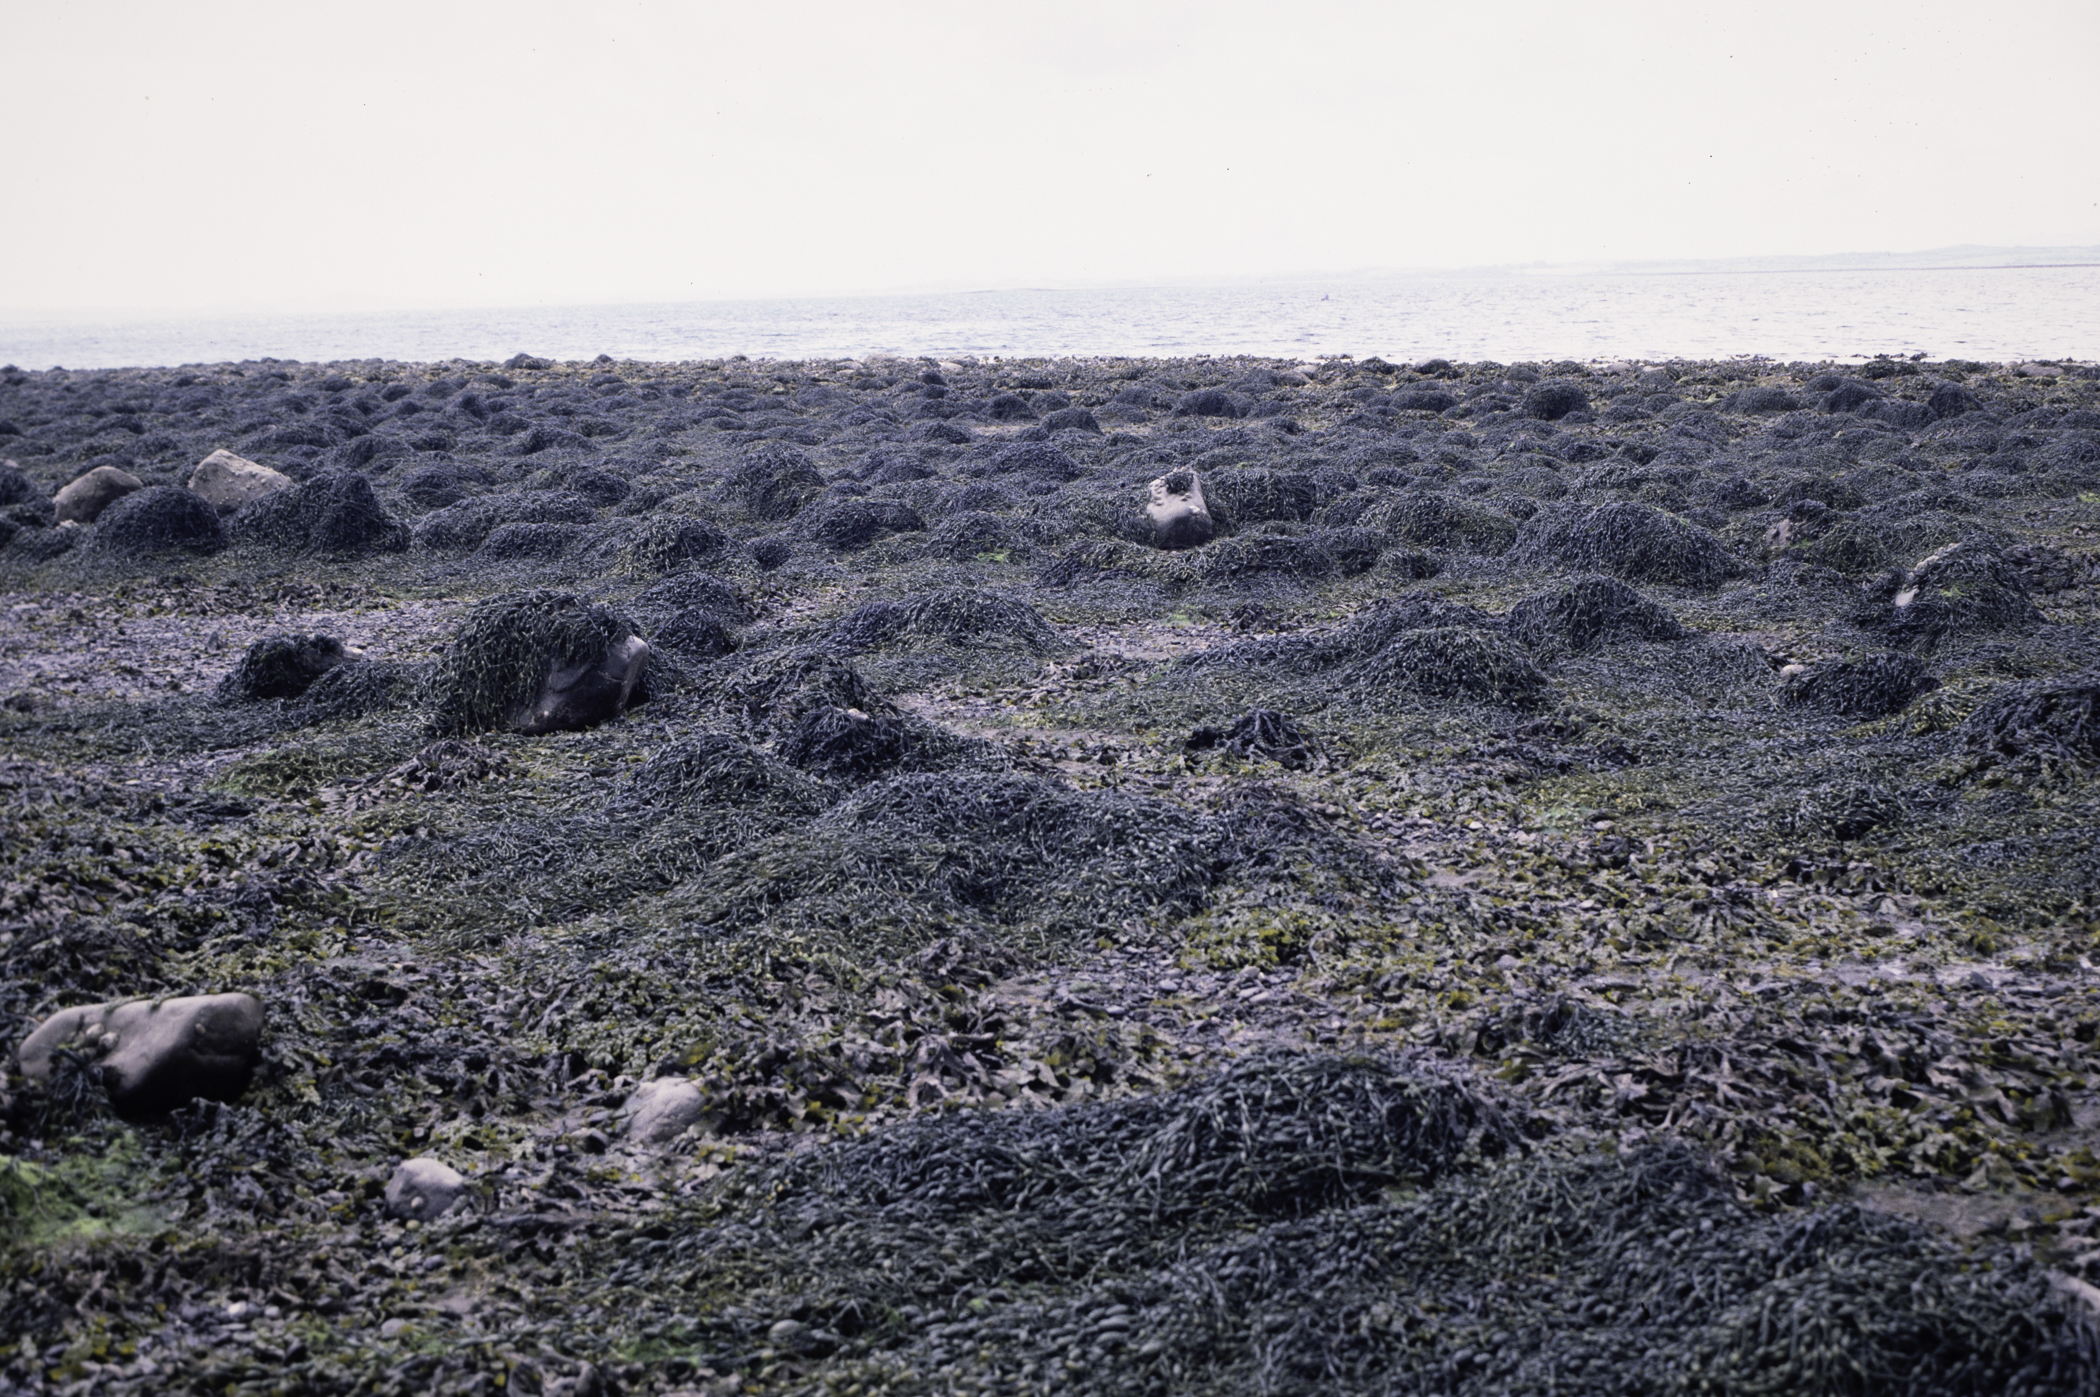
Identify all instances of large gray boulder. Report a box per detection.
[189,449,294,515]
[17,993,264,1119]
[385,1157,468,1220]
[54,465,142,524]
[1145,469,1214,550]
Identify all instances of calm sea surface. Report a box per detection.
[4,266,2096,370]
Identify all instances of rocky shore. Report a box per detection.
[3,350,2100,1394]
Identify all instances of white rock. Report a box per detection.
[625,1077,709,1144]
[189,450,293,515]
[385,1157,467,1220]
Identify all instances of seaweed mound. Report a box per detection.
[764,770,1223,930]
[1346,626,1551,707]
[982,442,1084,483]
[1961,671,2100,776]
[719,442,824,520]
[829,589,1064,655]
[214,633,347,703]
[616,515,729,574]
[1880,537,2045,643]
[412,491,596,552]
[775,704,912,780]
[619,733,829,816]
[629,570,754,625]
[425,589,643,736]
[1186,709,1319,769]
[1362,490,1520,555]
[1198,533,1339,584]
[715,648,894,739]
[1507,576,1686,656]
[1203,469,1318,528]
[1510,501,1744,587]
[288,658,422,724]
[684,1109,2089,1397]
[478,521,582,560]
[91,486,225,555]
[799,499,925,551]
[1781,653,1937,717]
[651,609,738,659]
[232,471,408,556]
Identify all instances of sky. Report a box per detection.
[3,0,2097,316]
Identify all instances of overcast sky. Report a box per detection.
[4,0,2096,315]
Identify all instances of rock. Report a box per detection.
[1928,381,1983,419]
[427,590,651,736]
[1146,469,1214,550]
[54,464,143,523]
[1523,381,1590,421]
[0,460,40,508]
[522,634,648,735]
[17,992,265,1119]
[93,485,227,554]
[626,1078,709,1144]
[1041,406,1103,434]
[233,470,409,556]
[385,1157,468,1221]
[188,449,294,515]
[216,633,348,702]
[1173,388,1241,419]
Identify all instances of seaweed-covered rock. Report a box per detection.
[413,492,597,552]
[427,590,649,736]
[776,704,910,780]
[92,484,226,554]
[0,460,40,509]
[622,734,830,814]
[1960,671,2100,775]
[1780,653,1936,717]
[1508,501,1744,587]
[652,609,738,659]
[188,449,293,515]
[385,1158,467,1221]
[215,633,348,702]
[617,515,730,573]
[289,658,422,723]
[720,442,825,520]
[1880,537,2043,643]
[1345,626,1550,707]
[717,648,893,739]
[629,571,754,625]
[54,464,142,523]
[17,992,265,1120]
[233,470,409,556]
[1523,380,1590,421]
[830,589,1064,654]
[983,442,1084,483]
[1506,576,1685,656]
[479,521,584,560]
[1361,491,1518,555]
[800,499,925,551]
[1204,469,1319,529]
[1185,709,1319,769]
[1146,469,1214,550]
[1199,533,1339,584]
[1173,388,1241,419]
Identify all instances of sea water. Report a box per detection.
[3,264,2096,370]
